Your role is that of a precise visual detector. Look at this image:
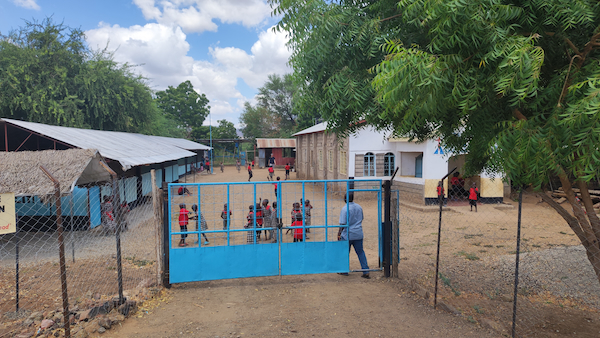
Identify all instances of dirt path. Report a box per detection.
[108,273,498,338]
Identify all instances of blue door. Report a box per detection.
[415,154,423,178]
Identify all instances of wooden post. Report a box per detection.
[151,170,163,286]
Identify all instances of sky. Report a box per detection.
[0,0,292,127]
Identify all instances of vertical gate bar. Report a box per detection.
[383,180,391,277]
[253,183,257,244]
[15,218,19,312]
[511,189,524,338]
[198,185,202,245]
[162,182,171,288]
[302,182,306,240]
[378,182,383,268]
[324,182,328,241]
[112,176,124,305]
[434,179,443,309]
[227,184,230,246]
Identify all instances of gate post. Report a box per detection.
[383,180,392,277]
[162,182,171,288]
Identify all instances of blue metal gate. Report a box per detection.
[167,179,382,283]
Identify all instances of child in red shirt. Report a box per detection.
[178,203,190,247]
[285,163,290,180]
[247,164,253,181]
[292,213,304,242]
[469,183,479,212]
[268,166,275,181]
[273,176,280,197]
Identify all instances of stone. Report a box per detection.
[15,333,34,338]
[53,313,63,323]
[78,310,92,322]
[118,300,137,317]
[74,328,89,338]
[436,301,461,315]
[97,327,106,334]
[480,318,507,334]
[499,295,513,303]
[40,319,55,329]
[29,312,43,321]
[414,286,430,299]
[84,291,92,299]
[136,278,155,289]
[98,318,111,330]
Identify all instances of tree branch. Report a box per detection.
[513,108,527,121]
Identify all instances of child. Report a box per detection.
[178,203,190,247]
[262,199,272,241]
[177,186,192,196]
[304,199,313,234]
[469,183,479,212]
[245,204,256,244]
[273,176,280,197]
[220,162,224,173]
[268,166,275,181]
[236,159,241,173]
[292,213,304,242]
[271,201,279,243]
[221,203,232,230]
[247,164,253,181]
[255,202,264,240]
[251,160,255,169]
[287,202,302,235]
[285,163,290,180]
[437,181,446,205]
[191,204,210,245]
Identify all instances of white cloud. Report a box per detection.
[12,0,40,10]
[85,23,291,124]
[132,0,272,33]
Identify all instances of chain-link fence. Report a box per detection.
[1,173,161,337]
[396,177,600,337]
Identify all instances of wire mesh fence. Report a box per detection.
[0,175,161,337]
[396,178,600,337]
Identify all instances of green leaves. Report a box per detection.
[155,80,210,139]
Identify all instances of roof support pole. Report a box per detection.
[4,122,8,152]
[15,132,33,152]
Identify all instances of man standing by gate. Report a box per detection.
[338,193,370,279]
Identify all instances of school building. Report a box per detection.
[293,122,505,205]
[1,118,211,229]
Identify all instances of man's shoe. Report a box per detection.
[361,274,371,279]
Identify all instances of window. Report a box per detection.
[318,149,324,170]
[328,150,333,172]
[384,152,395,176]
[340,151,347,174]
[364,152,375,176]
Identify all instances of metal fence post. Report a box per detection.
[40,166,70,338]
[162,182,171,288]
[383,180,392,278]
[433,168,456,309]
[15,217,19,312]
[111,176,125,305]
[512,189,524,338]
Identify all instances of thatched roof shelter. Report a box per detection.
[0,149,112,196]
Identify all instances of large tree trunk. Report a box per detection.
[540,176,600,285]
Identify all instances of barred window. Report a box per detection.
[364,152,375,176]
[384,152,395,176]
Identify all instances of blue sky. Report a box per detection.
[0,0,292,127]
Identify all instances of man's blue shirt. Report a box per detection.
[339,202,364,241]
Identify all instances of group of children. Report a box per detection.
[177,198,314,247]
[437,179,480,212]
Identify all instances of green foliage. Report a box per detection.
[0,18,174,135]
[155,80,210,138]
[239,102,276,139]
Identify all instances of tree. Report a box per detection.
[273,0,600,285]
[155,80,210,138]
[270,0,406,137]
[0,18,172,134]
[257,74,298,134]
[239,102,277,139]
[214,119,238,140]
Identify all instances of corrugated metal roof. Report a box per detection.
[3,118,210,171]
[256,138,296,149]
[292,122,327,136]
